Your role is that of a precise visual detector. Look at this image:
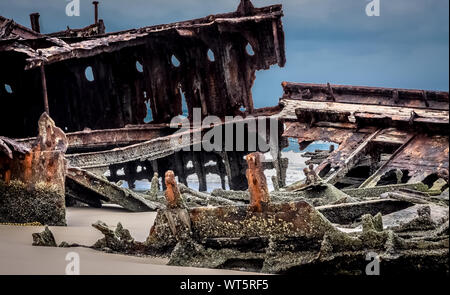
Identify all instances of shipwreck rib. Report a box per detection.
[15,123,172,151]
[66,167,164,211]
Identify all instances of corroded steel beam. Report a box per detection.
[16,124,171,150]
[67,167,164,211]
[65,126,207,169]
[293,99,449,133]
[64,116,272,169]
[282,82,449,110]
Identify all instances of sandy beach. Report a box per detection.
[0,206,256,275]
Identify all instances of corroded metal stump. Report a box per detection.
[246,152,270,212]
[164,170,186,209]
[146,163,338,253]
[0,113,68,225]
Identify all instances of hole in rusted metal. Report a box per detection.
[318,163,332,178]
[144,99,153,123]
[220,258,264,272]
[207,49,215,62]
[4,84,12,94]
[422,173,440,188]
[377,169,411,186]
[171,55,181,67]
[279,139,338,186]
[136,61,144,72]
[335,165,372,189]
[179,86,188,116]
[245,42,255,56]
[84,66,94,82]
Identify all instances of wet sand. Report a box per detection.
[0,206,255,275]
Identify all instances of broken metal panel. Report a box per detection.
[361,134,449,188]
[313,129,375,178]
[370,128,415,146]
[282,121,357,145]
[47,20,106,38]
[0,15,42,40]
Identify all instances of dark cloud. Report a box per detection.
[1,0,448,107]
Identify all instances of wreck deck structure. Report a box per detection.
[1,0,449,275]
[278,82,448,190]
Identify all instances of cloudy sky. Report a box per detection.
[1,0,448,107]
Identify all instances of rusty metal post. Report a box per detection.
[93,1,99,24]
[164,170,185,209]
[246,152,270,212]
[29,13,40,33]
[40,64,49,115]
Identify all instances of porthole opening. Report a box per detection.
[4,84,12,94]
[171,55,181,67]
[136,61,144,73]
[207,49,215,62]
[246,43,255,56]
[85,66,94,82]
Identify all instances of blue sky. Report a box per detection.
[1,0,448,108]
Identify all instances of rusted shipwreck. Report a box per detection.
[1,0,449,274]
[1,0,287,221]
